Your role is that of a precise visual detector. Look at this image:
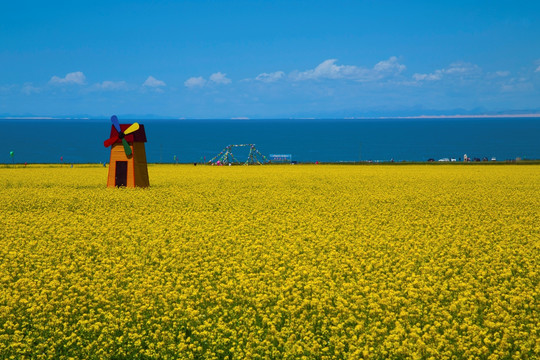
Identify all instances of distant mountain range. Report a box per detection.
[1,109,540,120]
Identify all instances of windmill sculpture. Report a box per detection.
[103,115,149,187]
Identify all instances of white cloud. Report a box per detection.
[293,59,363,81]
[292,57,405,82]
[49,71,86,85]
[500,76,534,92]
[255,71,285,83]
[21,83,41,95]
[96,80,128,91]
[143,76,166,88]
[413,72,442,81]
[184,72,232,88]
[535,65,540,73]
[184,76,206,88]
[209,72,231,84]
[495,71,510,77]
[373,57,406,74]
[501,82,534,92]
[444,62,479,74]
[413,62,480,82]
[0,85,17,94]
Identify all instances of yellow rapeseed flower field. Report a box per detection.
[0,164,538,359]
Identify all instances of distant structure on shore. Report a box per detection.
[270,154,293,163]
[208,144,269,165]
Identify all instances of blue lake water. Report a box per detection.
[1,118,539,163]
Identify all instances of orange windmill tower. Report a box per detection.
[103,115,150,187]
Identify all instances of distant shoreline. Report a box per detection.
[373,114,540,119]
[1,114,540,121]
[2,161,540,167]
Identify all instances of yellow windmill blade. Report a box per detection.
[124,122,140,135]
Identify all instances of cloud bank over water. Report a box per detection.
[2,57,540,118]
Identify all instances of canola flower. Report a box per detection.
[0,164,538,359]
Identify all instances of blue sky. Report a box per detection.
[1,0,539,118]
